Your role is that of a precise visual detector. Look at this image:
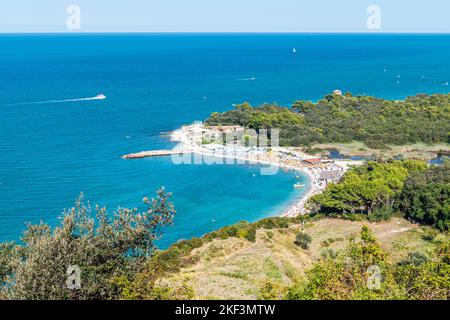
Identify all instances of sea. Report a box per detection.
[0,33,449,248]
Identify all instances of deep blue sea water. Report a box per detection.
[0,34,449,247]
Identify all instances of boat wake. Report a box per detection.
[6,94,106,106]
[237,77,256,81]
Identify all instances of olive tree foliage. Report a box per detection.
[0,188,175,300]
[295,232,312,250]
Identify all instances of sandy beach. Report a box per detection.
[166,124,361,217]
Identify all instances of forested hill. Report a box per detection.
[205,93,450,148]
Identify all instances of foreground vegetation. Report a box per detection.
[284,226,449,300]
[0,189,176,300]
[206,93,450,150]
[0,157,448,299]
[0,170,448,299]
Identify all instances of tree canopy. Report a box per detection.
[205,93,450,148]
[309,160,427,215]
[400,162,450,230]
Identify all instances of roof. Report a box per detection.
[319,170,344,181]
[303,158,322,164]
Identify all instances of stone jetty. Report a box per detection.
[122,150,192,159]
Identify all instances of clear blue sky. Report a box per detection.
[0,0,449,33]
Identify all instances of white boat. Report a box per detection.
[96,94,106,100]
[293,48,297,53]
[294,183,305,189]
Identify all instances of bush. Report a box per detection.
[244,226,257,242]
[368,206,395,222]
[150,281,195,300]
[295,232,312,250]
[153,247,186,273]
[398,252,429,267]
[174,237,204,252]
[255,217,290,229]
[340,214,364,222]
[257,281,285,300]
[422,229,439,242]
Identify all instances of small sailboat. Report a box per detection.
[96,93,106,100]
[292,48,297,54]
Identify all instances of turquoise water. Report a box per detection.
[0,34,449,247]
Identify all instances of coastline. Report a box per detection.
[189,150,320,217]
[123,124,361,219]
[166,125,358,217]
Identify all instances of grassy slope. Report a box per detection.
[310,142,450,161]
[157,218,441,299]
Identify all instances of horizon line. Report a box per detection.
[1,31,449,35]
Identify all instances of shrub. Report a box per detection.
[256,217,290,229]
[257,281,285,300]
[422,229,439,242]
[295,232,312,250]
[153,247,185,273]
[398,252,429,267]
[368,206,395,222]
[150,281,195,300]
[340,214,364,222]
[244,226,257,242]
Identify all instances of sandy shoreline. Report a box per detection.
[168,126,336,217]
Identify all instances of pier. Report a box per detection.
[122,150,193,159]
